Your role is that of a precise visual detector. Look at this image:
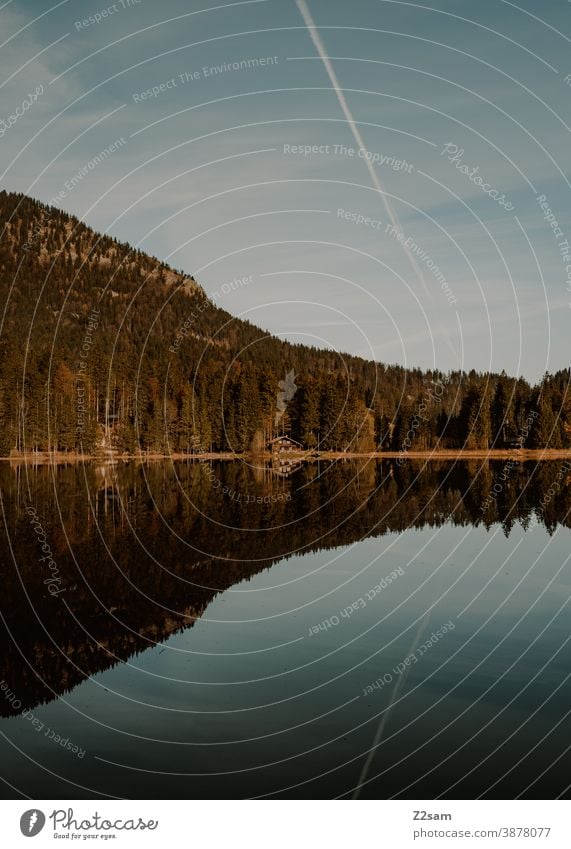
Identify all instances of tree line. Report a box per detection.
[0,190,569,455]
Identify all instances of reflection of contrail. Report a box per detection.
[352,612,431,799]
[295,0,428,295]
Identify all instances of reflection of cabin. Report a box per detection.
[268,435,304,454]
[272,461,302,478]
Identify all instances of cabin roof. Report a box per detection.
[268,435,304,447]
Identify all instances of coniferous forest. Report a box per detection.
[1,190,570,457]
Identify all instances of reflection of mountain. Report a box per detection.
[1,458,569,715]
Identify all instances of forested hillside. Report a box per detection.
[0,190,569,455]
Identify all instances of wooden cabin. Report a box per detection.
[268,435,304,454]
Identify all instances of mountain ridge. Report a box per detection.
[0,190,569,456]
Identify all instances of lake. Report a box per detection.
[0,458,569,799]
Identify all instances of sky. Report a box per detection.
[1,0,571,381]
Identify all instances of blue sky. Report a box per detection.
[2,0,571,380]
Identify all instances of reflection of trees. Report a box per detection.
[1,458,570,715]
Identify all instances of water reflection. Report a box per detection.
[0,459,569,798]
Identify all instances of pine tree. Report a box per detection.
[298,377,320,447]
[492,374,516,447]
[529,393,560,449]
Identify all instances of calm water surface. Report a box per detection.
[0,459,569,798]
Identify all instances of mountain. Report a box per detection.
[0,190,569,455]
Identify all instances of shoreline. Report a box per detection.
[3,448,571,465]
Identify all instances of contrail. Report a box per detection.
[295,0,460,363]
[295,0,428,294]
